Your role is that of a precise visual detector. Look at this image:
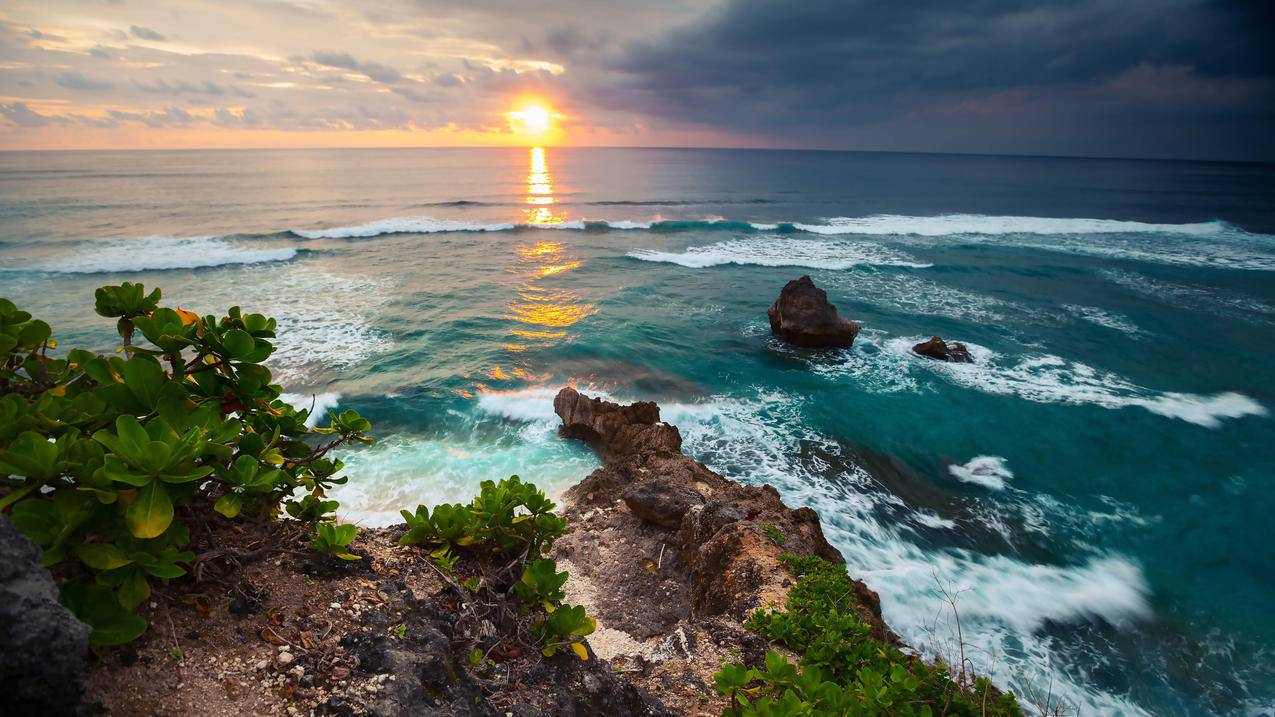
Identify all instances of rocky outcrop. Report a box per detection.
[553,388,681,460]
[0,516,91,717]
[767,275,860,348]
[912,336,974,363]
[551,387,892,714]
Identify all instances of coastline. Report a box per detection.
[78,386,1006,716]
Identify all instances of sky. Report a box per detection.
[1,0,1272,160]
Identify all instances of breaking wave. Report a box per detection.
[20,235,299,273]
[883,338,1267,428]
[949,455,1014,490]
[795,214,1233,237]
[627,237,932,269]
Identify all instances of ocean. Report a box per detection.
[2,146,1273,716]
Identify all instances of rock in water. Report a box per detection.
[912,336,974,363]
[0,516,91,716]
[767,275,860,348]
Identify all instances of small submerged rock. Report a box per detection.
[768,275,860,348]
[912,336,974,363]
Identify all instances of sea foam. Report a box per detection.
[885,338,1267,428]
[30,235,298,273]
[949,456,1014,490]
[278,391,341,427]
[795,214,1230,236]
[627,237,932,269]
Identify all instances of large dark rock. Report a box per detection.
[767,275,860,348]
[554,387,682,459]
[912,336,974,363]
[0,516,91,717]
[622,477,705,528]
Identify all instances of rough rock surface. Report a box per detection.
[550,387,894,714]
[85,520,672,717]
[912,336,974,363]
[767,275,861,348]
[0,516,91,717]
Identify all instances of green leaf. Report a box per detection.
[213,492,243,518]
[117,569,151,610]
[222,329,255,358]
[75,543,133,570]
[126,480,173,539]
[89,613,149,647]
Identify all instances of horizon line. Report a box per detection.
[0,143,1269,165]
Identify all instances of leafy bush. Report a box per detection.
[399,474,567,563]
[715,554,1021,716]
[400,476,591,660]
[0,284,373,646]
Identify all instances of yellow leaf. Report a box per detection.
[47,385,66,396]
[570,642,589,661]
[175,307,200,326]
[48,339,57,348]
[126,481,173,539]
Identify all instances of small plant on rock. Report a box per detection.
[714,553,1021,716]
[310,522,360,561]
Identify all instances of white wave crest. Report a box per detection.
[1062,304,1142,335]
[795,214,1229,237]
[628,237,932,269]
[293,217,515,239]
[279,391,341,428]
[949,455,1014,490]
[476,387,579,422]
[32,236,297,273]
[886,338,1267,428]
[330,430,597,527]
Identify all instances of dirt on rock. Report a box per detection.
[85,520,670,717]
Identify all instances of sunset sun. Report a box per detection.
[507,102,557,138]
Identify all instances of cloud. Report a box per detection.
[605,0,1275,158]
[55,71,113,91]
[135,78,229,95]
[311,50,402,83]
[129,25,167,41]
[1,102,54,127]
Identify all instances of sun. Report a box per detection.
[507,102,557,137]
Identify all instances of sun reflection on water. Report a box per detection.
[523,146,566,226]
[500,147,595,357]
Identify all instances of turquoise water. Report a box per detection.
[2,147,1273,715]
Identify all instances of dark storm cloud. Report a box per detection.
[609,0,1275,159]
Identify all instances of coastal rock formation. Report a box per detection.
[0,516,91,717]
[912,336,974,363]
[767,275,860,348]
[550,387,892,714]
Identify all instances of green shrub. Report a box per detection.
[715,554,1021,716]
[0,284,373,647]
[399,474,567,563]
[400,476,590,660]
